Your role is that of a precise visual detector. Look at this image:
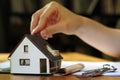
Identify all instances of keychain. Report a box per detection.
[82,64,117,77]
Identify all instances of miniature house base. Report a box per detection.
[9,34,63,74]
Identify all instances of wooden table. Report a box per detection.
[0,52,120,80]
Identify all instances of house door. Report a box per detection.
[40,59,47,73]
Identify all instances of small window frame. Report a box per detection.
[24,45,28,52]
[20,59,30,66]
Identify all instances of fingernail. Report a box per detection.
[31,29,35,35]
[42,35,48,40]
[41,30,48,40]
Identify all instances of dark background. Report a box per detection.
[0,0,120,61]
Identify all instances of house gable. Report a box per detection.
[10,37,47,59]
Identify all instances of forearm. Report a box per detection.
[75,16,120,58]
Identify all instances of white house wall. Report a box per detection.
[11,37,48,74]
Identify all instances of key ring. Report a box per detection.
[103,64,117,72]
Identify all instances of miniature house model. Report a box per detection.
[9,34,63,74]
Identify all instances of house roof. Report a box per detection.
[9,34,63,61]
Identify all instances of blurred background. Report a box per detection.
[0,0,120,61]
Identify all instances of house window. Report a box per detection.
[20,59,30,66]
[50,60,61,72]
[24,45,28,52]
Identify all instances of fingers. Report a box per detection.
[41,23,62,40]
[30,9,42,33]
[31,2,59,35]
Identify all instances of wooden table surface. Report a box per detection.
[0,52,120,80]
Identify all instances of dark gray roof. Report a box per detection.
[10,34,63,61]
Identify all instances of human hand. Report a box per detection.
[30,1,83,39]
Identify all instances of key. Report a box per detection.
[81,64,117,77]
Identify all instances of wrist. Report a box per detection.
[73,15,88,36]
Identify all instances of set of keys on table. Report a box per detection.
[81,64,117,77]
[56,63,117,77]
